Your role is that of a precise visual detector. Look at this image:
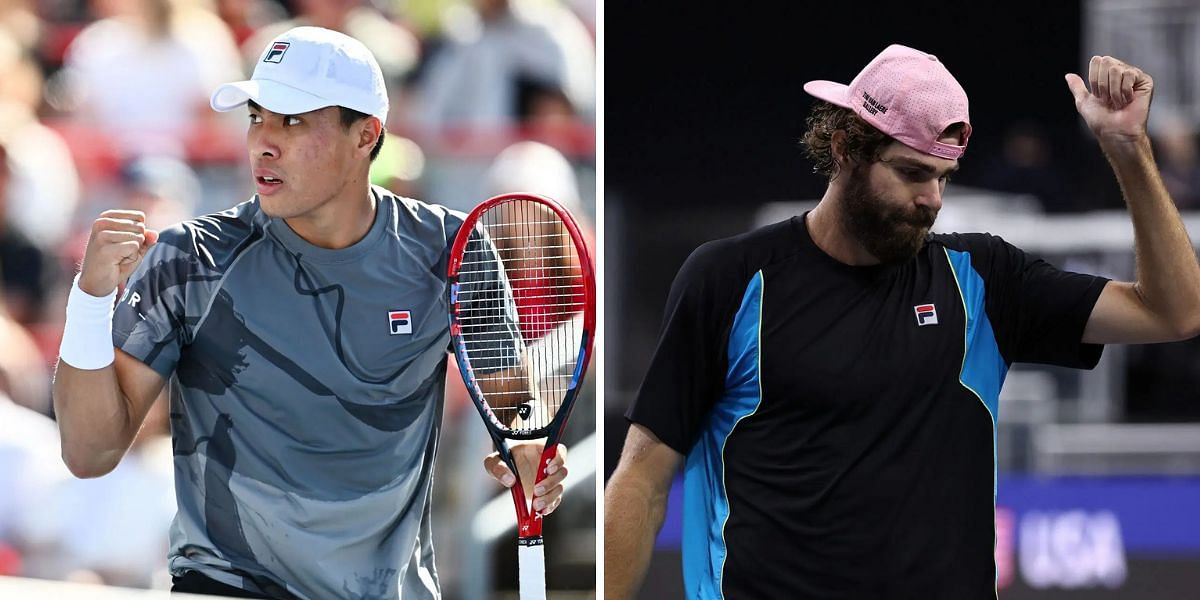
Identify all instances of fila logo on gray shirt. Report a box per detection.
[389,310,413,335]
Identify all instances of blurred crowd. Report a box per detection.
[0,0,594,590]
[975,116,1200,213]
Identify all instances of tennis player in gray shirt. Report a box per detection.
[52,26,569,599]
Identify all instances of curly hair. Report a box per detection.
[801,100,892,178]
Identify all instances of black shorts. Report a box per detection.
[171,570,272,598]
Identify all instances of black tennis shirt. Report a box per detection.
[626,214,1109,599]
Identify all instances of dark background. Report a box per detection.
[607,2,1097,209]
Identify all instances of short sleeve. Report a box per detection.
[625,240,748,454]
[944,233,1109,368]
[453,226,521,374]
[112,230,195,378]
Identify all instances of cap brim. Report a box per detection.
[210,79,335,116]
[803,80,853,108]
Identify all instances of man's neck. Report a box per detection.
[806,192,881,266]
[284,183,377,250]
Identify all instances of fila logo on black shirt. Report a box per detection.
[914,303,939,326]
[389,310,413,335]
[264,42,290,63]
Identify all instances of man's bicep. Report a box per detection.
[114,348,169,427]
[612,423,684,495]
[1083,280,1184,344]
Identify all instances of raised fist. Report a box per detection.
[78,210,159,297]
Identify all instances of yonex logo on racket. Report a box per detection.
[914,303,938,326]
[264,42,290,63]
[389,310,413,335]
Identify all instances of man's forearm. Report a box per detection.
[1104,136,1200,336]
[52,362,137,478]
[603,471,670,599]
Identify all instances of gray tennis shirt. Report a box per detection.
[112,187,515,599]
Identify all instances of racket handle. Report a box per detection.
[518,536,546,600]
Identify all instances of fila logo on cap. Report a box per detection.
[264,42,290,63]
[389,310,413,335]
[914,303,938,327]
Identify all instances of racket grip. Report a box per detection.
[518,536,546,600]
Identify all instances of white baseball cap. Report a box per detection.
[210,26,388,123]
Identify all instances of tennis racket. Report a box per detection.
[447,192,596,599]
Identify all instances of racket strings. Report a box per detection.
[455,198,584,433]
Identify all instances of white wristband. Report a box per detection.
[59,274,117,370]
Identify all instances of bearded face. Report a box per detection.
[838,161,939,264]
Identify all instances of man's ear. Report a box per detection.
[359,117,383,156]
[830,129,849,169]
[827,129,854,179]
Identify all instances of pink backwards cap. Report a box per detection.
[804,44,971,160]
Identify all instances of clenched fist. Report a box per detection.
[1065,55,1153,146]
[78,210,159,297]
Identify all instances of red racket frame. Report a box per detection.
[447,192,596,540]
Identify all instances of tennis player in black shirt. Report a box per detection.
[605,45,1200,599]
